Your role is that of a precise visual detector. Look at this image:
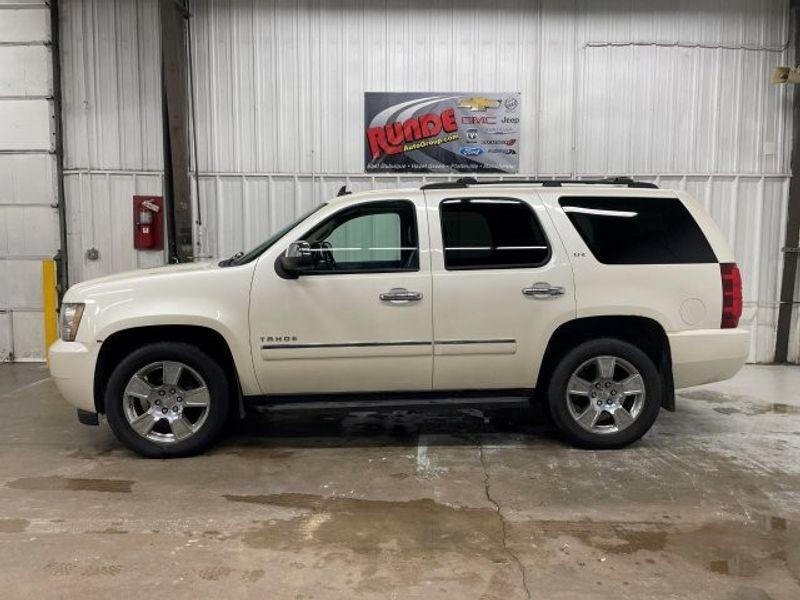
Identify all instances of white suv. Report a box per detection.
[49,178,749,457]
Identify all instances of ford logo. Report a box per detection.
[459,146,484,156]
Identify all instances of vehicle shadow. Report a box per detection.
[214,404,561,452]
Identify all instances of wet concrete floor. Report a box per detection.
[0,363,798,599]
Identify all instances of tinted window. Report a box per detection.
[559,196,716,264]
[440,198,550,270]
[302,200,418,272]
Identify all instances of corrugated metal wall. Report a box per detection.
[58,0,799,363]
[0,0,60,361]
[60,0,165,284]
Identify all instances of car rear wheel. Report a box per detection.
[547,338,662,449]
[104,342,230,458]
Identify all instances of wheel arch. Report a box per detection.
[536,315,675,411]
[93,325,243,417]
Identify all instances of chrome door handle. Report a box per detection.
[522,282,565,298]
[380,288,423,303]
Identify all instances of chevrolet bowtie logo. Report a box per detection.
[457,96,501,112]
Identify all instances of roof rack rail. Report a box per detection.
[420,176,658,190]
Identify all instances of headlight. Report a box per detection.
[59,303,85,341]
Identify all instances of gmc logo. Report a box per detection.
[461,116,496,125]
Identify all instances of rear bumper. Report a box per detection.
[668,328,750,389]
[48,339,98,413]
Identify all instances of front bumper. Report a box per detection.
[48,339,98,413]
[668,328,750,389]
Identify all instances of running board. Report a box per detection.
[244,391,534,413]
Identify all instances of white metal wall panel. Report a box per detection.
[0,45,51,97]
[0,3,49,43]
[190,0,790,174]
[0,99,53,150]
[0,1,58,361]
[61,0,163,170]
[578,46,790,175]
[60,0,166,283]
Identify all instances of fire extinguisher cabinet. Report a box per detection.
[133,195,164,251]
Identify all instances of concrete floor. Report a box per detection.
[0,365,798,599]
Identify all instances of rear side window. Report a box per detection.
[440,198,550,270]
[559,196,716,264]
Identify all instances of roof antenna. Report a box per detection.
[337,185,351,197]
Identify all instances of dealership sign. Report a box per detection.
[364,92,520,173]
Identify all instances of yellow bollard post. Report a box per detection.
[42,260,58,361]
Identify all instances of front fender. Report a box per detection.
[70,265,260,396]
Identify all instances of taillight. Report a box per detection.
[720,262,742,329]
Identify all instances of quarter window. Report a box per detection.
[440,198,550,270]
[302,200,418,273]
[558,196,717,264]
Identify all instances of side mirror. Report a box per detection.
[279,241,313,275]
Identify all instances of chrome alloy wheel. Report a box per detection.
[565,355,645,435]
[122,361,211,444]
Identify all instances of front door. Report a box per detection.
[249,193,433,395]
[424,189,576,391]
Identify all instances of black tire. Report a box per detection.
[547,338,662,449]
[105,342,230,458]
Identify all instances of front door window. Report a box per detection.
[302,200,418,273]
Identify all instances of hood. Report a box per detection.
[65,262,219,300]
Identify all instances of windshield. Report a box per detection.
[222,204,326,266]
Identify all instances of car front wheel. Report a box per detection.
[547,338,662,449]
[104,342,230,458]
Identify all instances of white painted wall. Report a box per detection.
[57,0,799,363]
[59,0,165,285]
[0,0,60,361]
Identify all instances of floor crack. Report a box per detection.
[475,439,532,600]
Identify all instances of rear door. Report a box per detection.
[424,188,576,391]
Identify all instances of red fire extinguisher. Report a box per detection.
[133,197,163,250]
[138,204,154,247]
